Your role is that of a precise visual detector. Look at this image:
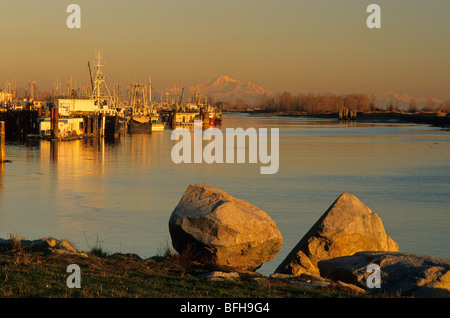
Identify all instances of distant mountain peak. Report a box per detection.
[191,75,273,104]
[373,91,445,109]
[213,75,235,83]
[205,75,238,88]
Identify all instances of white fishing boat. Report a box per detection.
[89,50,125,138]
[150,114,164,131]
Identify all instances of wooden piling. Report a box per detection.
[100,114,105,136]
[51,108,59,139]
[94,114,99,136]
[91,115,95,135]
[0,121,5,163]
[50,139,58,162]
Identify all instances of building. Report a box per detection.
[58,99,98,116]
[38,117,84,138]
[0,91,14,105]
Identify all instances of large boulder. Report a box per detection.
[168,184,282,271]
[275,192,398,276]
[318,251,450,298]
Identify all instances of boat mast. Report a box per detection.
[92,49,114,114]
[148,77,152,110]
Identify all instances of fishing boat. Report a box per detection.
[213,108,223,123]
[150,114,164,131]
[128,115,152,133]
[208,106,223,124]
[105,114,125,138]
[127,81,153,133]
[89,50,125,139]
[214,111,223,123]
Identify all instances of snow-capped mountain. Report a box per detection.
[189,75,273,104]
[372,91,445,110]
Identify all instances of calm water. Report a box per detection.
[1,113,449,275]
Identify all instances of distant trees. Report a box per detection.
[444,101,450,113]
[408,98,417,113]
[235,99,247,110]
[423,98,435,112]
[229,92,450,115]
[436,101,450,113]
[256,92,371,114]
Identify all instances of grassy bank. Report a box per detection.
[0,246,388,298]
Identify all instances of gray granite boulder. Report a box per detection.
[169,184,282,271]
[318,251,450,298]
[275,192,398,276]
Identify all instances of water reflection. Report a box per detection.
[171,123,222,131]
[41,138,108,177]
[50,141,58,162]
[0,163,4,192]
[0,114,449,275]
[337,120,357,129]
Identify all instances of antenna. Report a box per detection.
[91,49,114,113]
[95,49,104,69]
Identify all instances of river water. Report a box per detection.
[0,113,449,275]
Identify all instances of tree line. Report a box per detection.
[214,92,450,114]
[254,92,373,114]
[222,92,450,114]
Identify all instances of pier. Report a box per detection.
[0,110,40,139]
[0,121,5,163]
[338,108,357,121]
[0,109,110,141]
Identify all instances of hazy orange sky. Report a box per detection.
[1,0,450,100]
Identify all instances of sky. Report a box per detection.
[1,0,450,100]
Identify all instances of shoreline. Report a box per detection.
[0,236,375,299]
[226,109,450,128]
[1,235,448,298]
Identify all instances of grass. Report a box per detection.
[85,233,110,258]
[0,233,395,298]
[0,244,389,299]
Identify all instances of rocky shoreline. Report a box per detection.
[2,184,449,298]
[167,184,450,298]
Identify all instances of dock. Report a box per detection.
[0,109,110,141]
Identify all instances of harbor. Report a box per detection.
[1,0,450,305]
[0,50,223,145]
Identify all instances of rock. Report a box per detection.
[318,251,450,298]
[198,271,241,281]
[269,273,296,280]
[271,272,332,290]
[335,281,366,294]
[290,280,331,289]
[111,253,142,261]
[169,184,283,271]
[275,192,398,276]
[0,236,88,258]
[54,240,78,253]
[0,238,9,247]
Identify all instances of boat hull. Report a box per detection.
[151,123,165,131]
[105,115,125,138]
[128,120,152,133]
